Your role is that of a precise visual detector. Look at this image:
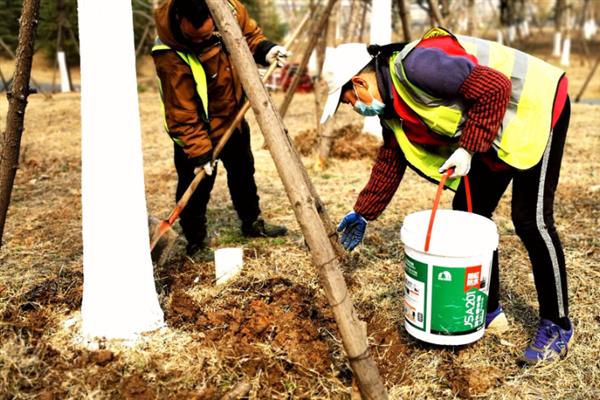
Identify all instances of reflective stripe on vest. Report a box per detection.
[389,27,564,170]
[151,38,209,145]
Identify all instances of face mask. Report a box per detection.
[353,85,385,117]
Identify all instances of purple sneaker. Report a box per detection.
[485,305,508,334]
[523,319,573,364]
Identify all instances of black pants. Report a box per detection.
[174,120,261,245]
[452,99,571,327]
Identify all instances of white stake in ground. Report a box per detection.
[362,0,391,137]
[78,0,164,340]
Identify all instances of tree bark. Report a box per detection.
[426,0,445,26]
[357,1,368,42]
[314,118,336,171]
[204,0,388,398]
[279,0,338,119]
[397,0,412,41]
[467,0,476,35]
[0,0,40,247]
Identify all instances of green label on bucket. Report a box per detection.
[404,255,428,331]
[430,265,488,335]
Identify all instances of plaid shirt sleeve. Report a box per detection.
[457,64,512,153]
[353,128,407,220]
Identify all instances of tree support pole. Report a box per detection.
[205,0,388,398]
[0,0,40,247]
[279,0,337,119]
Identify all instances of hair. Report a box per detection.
[174,0,210,28]
[340,57,375,94]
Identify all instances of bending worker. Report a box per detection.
[152,0,288,257]
[321,28,571,364]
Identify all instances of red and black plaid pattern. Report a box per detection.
[457,65,512,153]
[354,142,406,220]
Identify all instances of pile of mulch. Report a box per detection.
[294,123,382,160]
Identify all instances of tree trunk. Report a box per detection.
[397,0,412,41]
[314,119,336,171]
[78,0,164,339]
[0,0,40,247]
[313,21,329,134]
[357,1,368,42]
[204,0,388,398]
[279,0,337,119]
[467,0,476,35]
[427,0,445,26]
[343,0,357,41]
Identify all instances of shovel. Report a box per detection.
[149,17,309,264]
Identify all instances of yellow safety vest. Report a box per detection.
[151,37,209,148]
[385,27,564,189]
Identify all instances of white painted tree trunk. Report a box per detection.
[57,51,71,92]
[584,18,596,40]
[507,24,516,42]
[560,37,571,66]
[78,0,164,340]
[363,0,391,137]
[496,29,504,45]
[553,32,562,57]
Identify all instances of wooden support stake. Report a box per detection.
[575,54,600,103]
[205,1,388,398]
[279,0,337,119]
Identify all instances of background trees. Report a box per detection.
[0,0,288,65]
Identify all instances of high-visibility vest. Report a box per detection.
[384,27,564,189]
[151,37,209,148]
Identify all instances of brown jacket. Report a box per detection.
[152,0,274,163]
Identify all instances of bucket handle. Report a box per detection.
[424,168,472,252]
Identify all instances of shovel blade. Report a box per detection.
[149,216,178,267]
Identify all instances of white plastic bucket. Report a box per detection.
[401,209,498,345]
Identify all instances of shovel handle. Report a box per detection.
[424,168,471,252]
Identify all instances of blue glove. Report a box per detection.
[337,211,367,251]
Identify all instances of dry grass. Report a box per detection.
[1,35,600,399]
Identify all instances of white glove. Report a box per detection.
[194,160,218,176]
[439,147,473,178]
[266,45,289,67]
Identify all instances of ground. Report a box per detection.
[1,33,600,399]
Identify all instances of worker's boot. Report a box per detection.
[241,217,287,238]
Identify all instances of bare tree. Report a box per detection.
[0,0,40,247]
[396,0,412,41]
[279,0,338,119]
[427,0,445,26]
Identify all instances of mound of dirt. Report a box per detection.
[164,277,339,393]
[294,124,381,160]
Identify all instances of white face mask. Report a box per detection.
[353,85,385,117]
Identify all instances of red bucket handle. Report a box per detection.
[424,168,472,252]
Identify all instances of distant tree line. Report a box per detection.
[0,0,286,66]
